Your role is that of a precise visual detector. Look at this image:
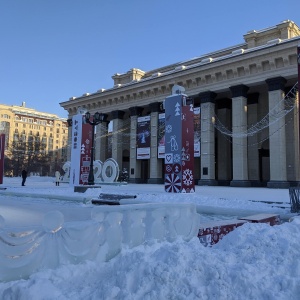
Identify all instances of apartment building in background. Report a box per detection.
[0,102,68,176]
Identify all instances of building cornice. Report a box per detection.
[60,36,300,116]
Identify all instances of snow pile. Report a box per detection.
[1,220,300,299]
[0,177,299,299]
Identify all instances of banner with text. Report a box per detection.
[137,116,151,159]
[69,115,91,186]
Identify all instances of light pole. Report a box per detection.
[85,111,107,185]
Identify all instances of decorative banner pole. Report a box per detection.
[69,109,108,186]
[69,111,89,186]
[84,111,107,185]
[164,85,195,193]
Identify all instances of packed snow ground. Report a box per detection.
[0,176,300,299]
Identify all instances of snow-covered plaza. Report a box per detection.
[0,176,300,299]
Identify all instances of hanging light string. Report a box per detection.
[68,82,298,150]
[217,106,298,147]
[212,82,298,138]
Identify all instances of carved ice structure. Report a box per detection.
[62,161,71,182]
[61,158,119,183]
[0,203,199,282]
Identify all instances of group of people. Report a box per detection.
[20,170,61,186]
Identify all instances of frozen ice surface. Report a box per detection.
[42,210,64,233]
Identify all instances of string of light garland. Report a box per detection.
[217,107,298,147]
[88,82,299,149]
[213,82,298,138]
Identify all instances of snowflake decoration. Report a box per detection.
[165,124,172,133]
[173,154,181,163]
[183,169,193,186]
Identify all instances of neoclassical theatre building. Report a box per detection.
[60,20,300,188]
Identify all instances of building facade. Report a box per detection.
[60,20,300,188]
[0,102,68,176]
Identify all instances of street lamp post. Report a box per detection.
[85,111,107,185]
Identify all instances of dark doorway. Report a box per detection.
[141,160,149,183]
[259,148,270,183]
[122,149,130,171]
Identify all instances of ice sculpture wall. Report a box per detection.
[0,203,199,282]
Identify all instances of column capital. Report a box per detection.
[265,76,287,91]
[148,102,161,113]
[248,93,259,105]
[230,84,249,98]
[129,106,143,117]
[198,91,217,104]
[216,98,231,110]
[111,110,125,120]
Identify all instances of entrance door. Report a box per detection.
[259,148,270,184]
[141,160,149,183]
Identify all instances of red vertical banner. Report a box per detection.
[164,93,195,193]
[181,105,195,192]
[79,123,92,184]
[70,114,92,186]
[0,134,5,184]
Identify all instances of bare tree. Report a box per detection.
[6,133,51,176]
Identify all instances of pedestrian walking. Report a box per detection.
[55,170,61,186]
[21,169,27,186]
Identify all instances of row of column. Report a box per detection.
[83,75,299,187]
[94,103,164,184]
[199,76,299,188]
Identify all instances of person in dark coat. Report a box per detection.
[21,169,27,186]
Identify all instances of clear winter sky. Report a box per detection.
[1,0,299,118]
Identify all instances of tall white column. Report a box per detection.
[266,77,289,188]
[247,93,260,183]
[230,85,251,187]
[198,92,217,186]
[148,102,163,184]
[111,110,125,171]
[285,89,300,183]
[216,99,232,184]
[95,119,107,162]
[129,107,143,183]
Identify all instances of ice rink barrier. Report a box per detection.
[0,202,199,282]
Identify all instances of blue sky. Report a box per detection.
[0,0,299,118]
